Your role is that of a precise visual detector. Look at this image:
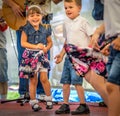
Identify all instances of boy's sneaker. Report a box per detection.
[55,104,70,114]
[71,104,90,115]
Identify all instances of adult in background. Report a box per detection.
[90,0,120,115]
[0,9,8,100]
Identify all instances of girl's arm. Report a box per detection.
[43,35,53,53]
[21,31,44,50]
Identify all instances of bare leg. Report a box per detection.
[40,72,51,96]
[85,70,108,106]
[0,82,8,99]
[106,82,120,116]
[63,84,70,104]
[75,84,86,104]
[29,73,38,100]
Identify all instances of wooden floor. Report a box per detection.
[0,100,107,116]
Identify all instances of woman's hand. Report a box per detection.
[112,37,120,51]
[89,33,100,51]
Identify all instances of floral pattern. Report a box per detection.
[64,44,107,78]
[19,49,50,78]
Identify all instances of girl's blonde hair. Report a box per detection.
[26,5,43,16]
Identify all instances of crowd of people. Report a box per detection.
[0,0,120,116]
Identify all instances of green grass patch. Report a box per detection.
[7,91,20,100]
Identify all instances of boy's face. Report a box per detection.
[64,0,81,19]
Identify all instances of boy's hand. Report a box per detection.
[54,54,63,64]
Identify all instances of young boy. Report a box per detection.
[54,0,93,115]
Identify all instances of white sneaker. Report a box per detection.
[36,94,45,101]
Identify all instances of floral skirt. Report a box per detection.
[64,44,107,78]
[19,49,50,78]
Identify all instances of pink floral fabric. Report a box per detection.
[19,49,50,78]
[64,44,107,78]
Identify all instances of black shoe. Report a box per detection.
[46,101,53,109]
[32,103,42,112]
[71,104,90,115]
[99,102,107,107]
[55,104,70,114]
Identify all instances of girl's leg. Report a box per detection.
[29,73,41,111]
[40,72,52,109]
[29,73,38,100]
[85,70,108,106]
[106,82,120,116]
[40,72,51,96]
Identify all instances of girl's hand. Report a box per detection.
[36,43,44,50]
[43,46,48,53]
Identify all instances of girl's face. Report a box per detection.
[27,11,42,28]
[64,1,81,19]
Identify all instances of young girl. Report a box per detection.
[19,5,53,111]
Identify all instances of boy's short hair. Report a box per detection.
[64,0,81,6]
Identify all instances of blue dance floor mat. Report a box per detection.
[51,88,103,103]
[8,85,103,103]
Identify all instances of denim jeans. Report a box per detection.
[60,57,83,85]
[106,45,120,85]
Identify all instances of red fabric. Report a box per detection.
[0,23,8,32]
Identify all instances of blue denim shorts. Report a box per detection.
[0,48,8,82]
[60,57,83,85]
[106,45,120,85]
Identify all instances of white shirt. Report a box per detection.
[104,0,120,38]
[63,15,94,47]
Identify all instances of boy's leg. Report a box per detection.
[55,58,71,114]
